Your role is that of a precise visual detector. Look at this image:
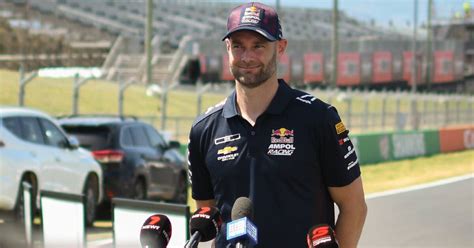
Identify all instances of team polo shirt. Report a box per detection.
[188,79,360,248]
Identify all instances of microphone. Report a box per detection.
[226,197,258,247]
[185,206,223,248]
[140,214,172,248]
[306,224,339,248]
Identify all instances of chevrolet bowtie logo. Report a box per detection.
[217,146,238,155]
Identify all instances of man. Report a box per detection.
[188,2,367,247]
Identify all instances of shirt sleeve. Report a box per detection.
[318,105,361,187]
[188,125,215,200]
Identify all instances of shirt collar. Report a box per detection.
[265,79,294,115]
[222,90,239,118]
[222,79,294,119]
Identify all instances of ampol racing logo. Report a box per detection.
[268,128,296,156]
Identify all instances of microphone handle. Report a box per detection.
[185,231,201,248]
[235,241,247,248]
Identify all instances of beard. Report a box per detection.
[230,51,277,89]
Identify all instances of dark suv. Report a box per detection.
[58,116,188,205]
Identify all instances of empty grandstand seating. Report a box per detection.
[24,0,408,85]
[29,0,403,47]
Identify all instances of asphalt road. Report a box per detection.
[1,175,472,248]
[359,175,473,248]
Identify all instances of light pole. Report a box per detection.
[426,0,433,89]
[412,0,418,94]
[411,0,419,130]
[331,0,339,88]
[145,0,153,85]
[18,65,38,106]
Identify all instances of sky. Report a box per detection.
[208,0,473,28]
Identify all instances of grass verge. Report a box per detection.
[362,149,473,194]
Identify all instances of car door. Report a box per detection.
[17,117,58,192]
[127,125,162,192]
[37,117,83,194]
[143,125,176,189]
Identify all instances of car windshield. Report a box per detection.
[61,125,110,151]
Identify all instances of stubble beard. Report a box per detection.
[230,51,277,89]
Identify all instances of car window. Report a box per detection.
[121,127,133,147]
[2,117,22,138]
[61,125,111,151]
[130,126,150,147]
[145,125,167,147]
[39,118,68,148]
[19,117,45,145]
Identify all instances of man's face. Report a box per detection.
[226,31,280,88]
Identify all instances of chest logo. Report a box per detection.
[268,128,295,156]
[296,94,316,104]
[215,133,241,145]
[217,146,239,161]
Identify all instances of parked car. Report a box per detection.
[0,107,103,226]
[58,116,188,206]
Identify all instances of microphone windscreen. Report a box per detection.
[306,224,338,248]
[140,214,172,248]
[189,207,222,242]
[231,197,253,221]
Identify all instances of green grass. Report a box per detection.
[0,69,227,141]
[0,69,226,116]
[362,149,474,194]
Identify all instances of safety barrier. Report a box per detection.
[351,125,473,165]
[178,125,474,165]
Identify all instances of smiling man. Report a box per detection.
[187,2,367,247]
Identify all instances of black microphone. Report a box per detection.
[226,197,258,247]
[140,214,172,248]
[306,224,339,248]
[185,206,223,248]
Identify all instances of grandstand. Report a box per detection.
[75,1,402,40]
[26,0,406,44]
[4,0,406,86]
[10,0,471,92]
[0,0,114,70]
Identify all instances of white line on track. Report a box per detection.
[88,238,113,247]
[366,173,474,200]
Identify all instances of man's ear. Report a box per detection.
[225,38,231,52]
[277,39,288,57]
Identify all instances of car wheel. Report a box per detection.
[172,174,188,204]
[133,180,147,200]
[84,178,98,227]
[14,182,26,223]
[14,179,35,224]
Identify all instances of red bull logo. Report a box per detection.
[271,128,294,137]
[270,128,294,144]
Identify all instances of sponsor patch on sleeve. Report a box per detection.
[335,121,346,135]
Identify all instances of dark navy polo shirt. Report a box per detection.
[188,79,360,248]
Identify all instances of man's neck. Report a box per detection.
[235,77,279,126]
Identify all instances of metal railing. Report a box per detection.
[14,65,472,143]
[166,35,193,88]
[134,86,474,142]
[102,35,125,80]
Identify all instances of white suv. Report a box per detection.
[0,106,102,226]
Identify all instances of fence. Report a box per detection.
[12,68,473,143]
[136,85,473,143]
